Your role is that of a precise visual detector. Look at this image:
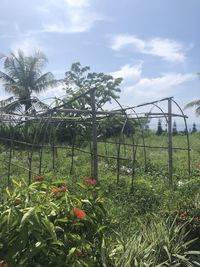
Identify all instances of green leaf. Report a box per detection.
[56,218,68,223]
[185,251,200,255]
[20,207,36,227]
[42,217,57,242]
[96,225,107,234]
[81,199,92,205]
[163,245,171,261]
[67,247,76,257]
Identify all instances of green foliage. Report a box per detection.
[110,217,200,266]
[0,179,112,266]
[1,133,200,265]
[63,62,122,110]
[0,50,58,113]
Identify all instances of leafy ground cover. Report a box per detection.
[1,133,200,266]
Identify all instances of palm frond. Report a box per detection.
[22,50,48,76]
[195,106,200,116]
[1,99,23,113]
[184,99,200,110]
[34,73,61,92]
[0,70,16,88]
[32,97,50,112]
[0,53,6,60]
[0,97,15,109]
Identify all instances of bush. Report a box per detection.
[0,178,112,266]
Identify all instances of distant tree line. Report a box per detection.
[156,119,198,135]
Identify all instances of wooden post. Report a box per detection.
[90,88,98,180]
[39,147,43,175]
[52,139,55,170]
[52,126,56,171]
[70,135,75,174]
[28,152,32,185]
[116,142,120,184]
[7,142,12,186]
[168,98,173,184]
[7,125,13,186]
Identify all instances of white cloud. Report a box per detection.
[111,63,142,99]
[64,0,90,8]
[0,0,101,39]
[146,38,185,62]
[11,37,45,55]
[111,35,145,51]
[112,63,142,82]
[112,64,196,103]
[111,34,188,62]
[39,0,101,33]
[132,73,196,98]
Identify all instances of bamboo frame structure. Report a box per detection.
[0,90,191,190]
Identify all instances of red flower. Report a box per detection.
[51,188,59,193]
[83,176,97,186]
[0,263,8,267]
[73,208,86,220]
[35,175,44,181]
[51,186,68,194]
[60,186,67,192]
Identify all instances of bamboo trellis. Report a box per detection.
[0,89,191,190]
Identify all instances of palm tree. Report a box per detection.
[184,73,200,115]
[184,100,200,116]
[0,50,58,115]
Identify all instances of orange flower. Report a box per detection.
[35,175,44,181]
[73,208,86,220]
[51,188,59,193]
[83,176,97,186]
[51,186,68,194]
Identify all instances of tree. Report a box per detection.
[63,62,122,110]
[156,119,163,135]
[191,122,197,133]
[172,121,178,135]
[0,50,58,114]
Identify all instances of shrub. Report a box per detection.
[0,179,112,266]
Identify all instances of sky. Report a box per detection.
[0,0,200,128]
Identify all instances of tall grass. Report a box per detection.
[109,217,200,266]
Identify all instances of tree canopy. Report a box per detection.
[63,62,123,109]
[0,50,58,114]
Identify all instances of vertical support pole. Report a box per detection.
[89,141,93,178]
[52,139,55,170]
[70,135,76,174]
[28,152,32,185]
[91,88,98,180]
[52,126,56,171]
[7,141,12,186]
[168,98,173,184]
[7,125,13,186]
[116,142,120,184]
[39,146,43,175]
